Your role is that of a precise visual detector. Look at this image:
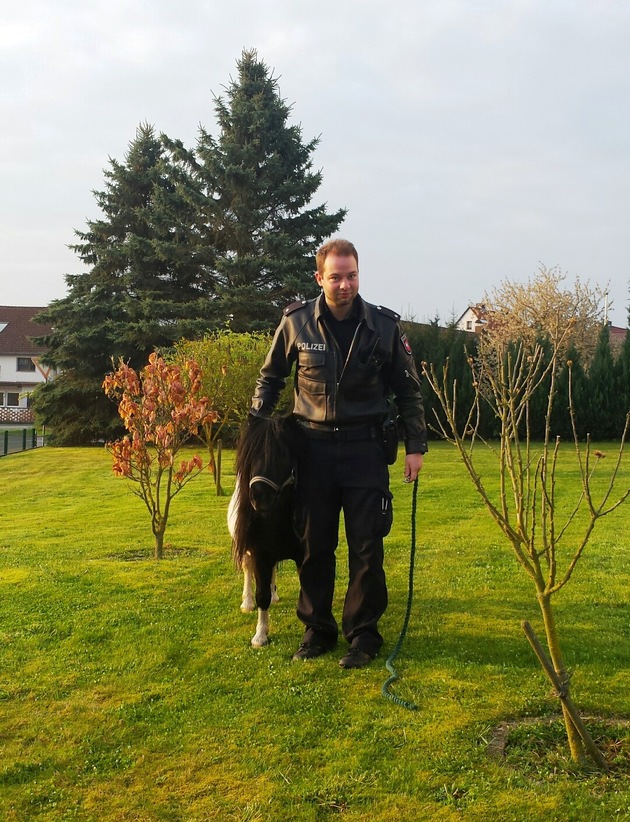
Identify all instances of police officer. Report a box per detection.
[250,239,427,668]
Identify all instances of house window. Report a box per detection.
[0,393,3,405]
[17,357,36,372]
[6,393,20,406]
[466,320,473,330]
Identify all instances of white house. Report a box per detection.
[455,304,627,356]
[0,306,55,424]
[455,304,486,333]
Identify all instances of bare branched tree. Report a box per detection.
[423,267,629,767]
[474,265,607,368]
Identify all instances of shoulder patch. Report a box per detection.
[374,304,401,322]
[400,333,413,355]
[283,299,308,316]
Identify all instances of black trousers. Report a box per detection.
[294,432,393,657]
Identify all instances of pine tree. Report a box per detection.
[32,124,214,443]
[32,53,346,442]
[613,292,630,434]
[585,323,618,438]
[194,48,346,331]
[550,342,585,439]
[38,123,215,375]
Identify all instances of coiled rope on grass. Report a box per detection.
[381,476,419,711]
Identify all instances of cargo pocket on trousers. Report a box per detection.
[379,491,394,537]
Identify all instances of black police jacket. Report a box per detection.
[251,293,428,454]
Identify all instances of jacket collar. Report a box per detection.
[314,292,373,328]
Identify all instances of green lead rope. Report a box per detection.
[381,476,419,711]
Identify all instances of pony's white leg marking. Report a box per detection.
[228,486,256,613]
[240,552,255,612]
[271,563,279,604]
[227,488,238,537]
[251,608,270,647]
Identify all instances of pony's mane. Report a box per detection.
[235,417,284,484]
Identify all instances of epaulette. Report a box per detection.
[374,304,400,322]
[283,299,309,316]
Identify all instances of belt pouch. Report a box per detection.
[382,419,398,464]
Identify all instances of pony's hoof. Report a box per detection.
[251,636,269,648]
[240,601,255,613]
[271,593,280,605]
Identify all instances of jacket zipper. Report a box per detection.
[319,317,364,420]
[337,320,364,389]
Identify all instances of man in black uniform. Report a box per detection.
[250,239,427,668]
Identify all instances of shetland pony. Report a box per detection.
[227,416,302,647]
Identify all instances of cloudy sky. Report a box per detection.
[2,0,630,325]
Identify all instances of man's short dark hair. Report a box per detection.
[316,239,359,274]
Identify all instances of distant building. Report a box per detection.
[0,306,55,424]
[608,324,628,357]
[455,303,628,354]
[455,304,486,334]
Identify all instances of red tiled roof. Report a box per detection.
[0,306,52,355]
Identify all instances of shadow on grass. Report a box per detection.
[383,591,630,672]
[107,545,211,561]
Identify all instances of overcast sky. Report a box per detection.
[2,0,630,326]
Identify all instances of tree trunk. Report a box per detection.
[522,621,608,770]
[536,593,584,762]
[216,438,223,496]
[154,529,165,560]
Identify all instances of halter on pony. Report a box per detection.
[248,471,295,510]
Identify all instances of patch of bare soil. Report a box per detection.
[487,714,630,778]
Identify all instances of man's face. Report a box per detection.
[315,253,359,314]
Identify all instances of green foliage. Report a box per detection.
[584,325,618,439]
[182,48,346,331]
[29,371,124,446]
[172,330,292,444]
[1,444,629,820]
[36,123,216,377]
[550,343,583,439]
[405,319,480,439]
[34,51,346,443]
[32,124,218,444]
[614,304,630,436]
[410,318,630,444]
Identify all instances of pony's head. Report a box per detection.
[235,415,296,516]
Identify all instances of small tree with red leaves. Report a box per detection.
[103,352,217,558]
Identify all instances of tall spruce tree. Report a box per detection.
[584,323,618,438]
[33,124,215,443]
[38,123,215,375]
[32,53,346,442]
[550,342,586,439]
[614,292,630,434]
[194,49,346,331]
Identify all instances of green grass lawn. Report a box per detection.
[0,442,629,821]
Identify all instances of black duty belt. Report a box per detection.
[297,420,379,442]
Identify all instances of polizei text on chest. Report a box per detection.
[297,343,327,351]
